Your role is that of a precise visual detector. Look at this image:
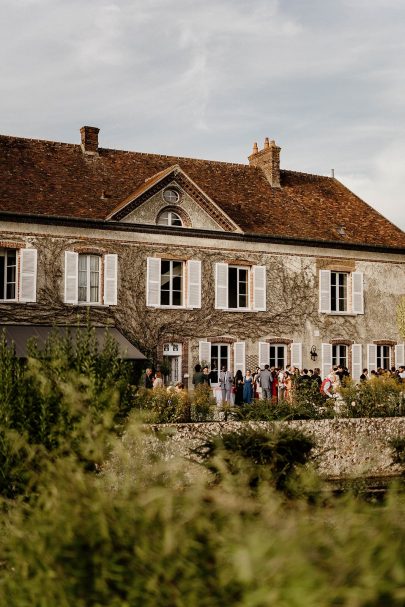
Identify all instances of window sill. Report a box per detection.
[220,308,263,313]
[147,304,188,310]
[320,311,359,316]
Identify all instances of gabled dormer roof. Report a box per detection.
[0,132,404,249]
[105,163,240,231]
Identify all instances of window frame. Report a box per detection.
[78,253,101,304]
[228,265,250,310]
[211,343,230,372]
[0,248,17,302]
[376,344,391,370]
[156,209,183,227]
[160,259,184,307]
[330,271,348,313]
[269,344,287,369]
[332,344,348,368]
[162,188,180,204]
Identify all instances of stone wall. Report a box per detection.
[149,418,405,480]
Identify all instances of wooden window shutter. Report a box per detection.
[199,341,211,366]
[352,272,364,314]
[234,342,245,375]
[258,342,270,368]
[103,254,118,306]
[321,343,332,378]
[215,263,228,309]
[367,344,377,372]
[352,344,362,380]
[291,342,302,369]
[19,248,38,303]
[253,265,266,311]
[64,251,78,305]
[187,260,201,308]
[319,270,331,313]
[395,344,405,367]
[146,257,161,307]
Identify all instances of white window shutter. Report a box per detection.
[291,342,302,370]
[352,344,362,380]
[146,257,161,307]
[19,248,37,303]
[367,344,377,372]
[352,272,364,314]
[319,270,331,313]
[321,343,332,378]
[253,265,266,311]
[64,251,78,304]
[187,260,201,308]
[199,341,211,366]
[395,344,405,367]
[104,254,118,306]
[259,342,270,368]
[215,263,228,309]
[234,341,245,375]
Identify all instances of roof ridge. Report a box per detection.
[281,168,334,180]
[0,133,76,148]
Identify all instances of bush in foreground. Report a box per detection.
[0,421,404,607]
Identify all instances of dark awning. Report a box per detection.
[0,325,146,360]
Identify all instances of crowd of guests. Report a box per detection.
[143,363,405,405]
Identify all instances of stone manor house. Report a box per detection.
[0,126,404,386]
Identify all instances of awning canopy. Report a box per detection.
[0,325,146,360]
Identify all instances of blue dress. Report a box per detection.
[243,376,254,403]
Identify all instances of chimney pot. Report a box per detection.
[252,142,259,155]
[80,126,99,155]
[264,137,270,149]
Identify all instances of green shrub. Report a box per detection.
[0,423,404,607]
[133,384,215,423]
[339,377,404,417]
[0,326,133,497]
[195,426,315,493]
[134,387,192,423]
[233,394,335,422]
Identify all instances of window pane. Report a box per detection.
[170,213,182,226]
[172,290,182,306]
[0,256,4,299]
[161,290,170,306]
[6,283,15,299]
[228,267,238,308]
[157,211,169,225]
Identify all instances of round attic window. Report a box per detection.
[163,188,180,204]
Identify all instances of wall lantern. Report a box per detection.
[310,345,318,361]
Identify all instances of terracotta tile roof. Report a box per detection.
[1,133,404,248]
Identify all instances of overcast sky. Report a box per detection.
[1,0,405,230]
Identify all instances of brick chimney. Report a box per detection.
[248,137,281,188]
[80,126,99,155]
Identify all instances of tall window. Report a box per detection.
[78,254,100,303]
[270,345,286,369]
[377,345,390,370]
[332,344,348,367]
[228,266,248,309]
[331,272,348,312]
[211,344,229,371]
[0,249,17,300]
[160,260,183,306]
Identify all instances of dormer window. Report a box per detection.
[162,188,180,204]
[157,210,183,227]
